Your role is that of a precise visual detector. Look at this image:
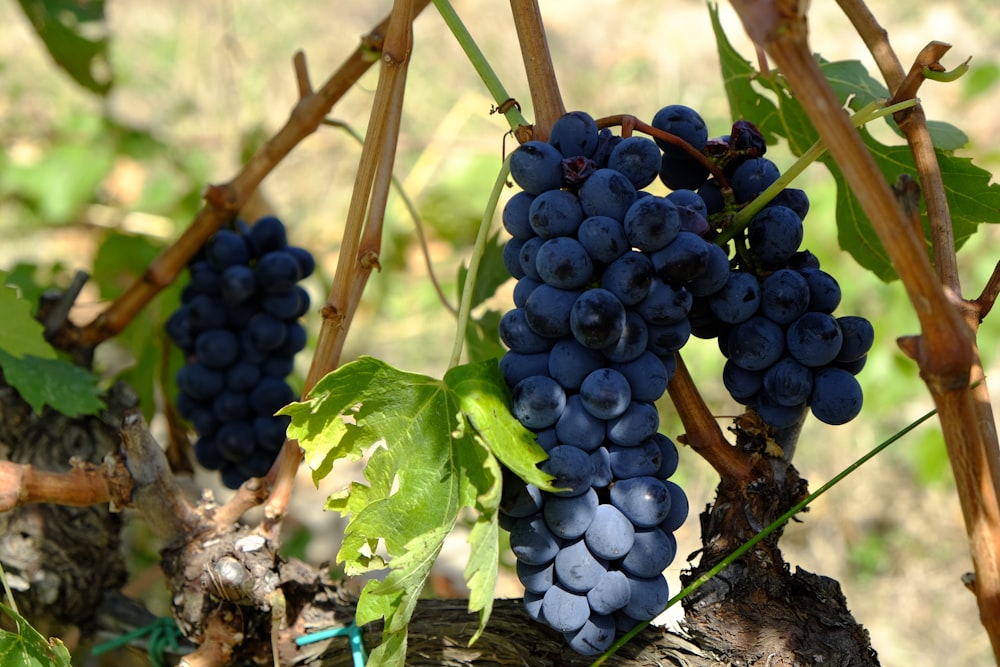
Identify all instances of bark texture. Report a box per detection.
[0,375,132,640]
[678,417,880,667]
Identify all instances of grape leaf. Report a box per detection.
[0,277,55,361]
[710,3,1000,281]
[280,356,552,666]
[0,351,105,418]
[0,604,72,667]
[15,0,112,95]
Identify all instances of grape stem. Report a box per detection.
[667,353,754,482]
[717,97,918,245]
[595,114,729,186]
[432,0,530,135]
[448,157,511,369]
[591,407,938,667]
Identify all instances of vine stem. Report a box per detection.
[70,2,431,350]
[718,97,918,244]
[732,0,1000,657]
[591,407,939,667]
[447,157,511,369]
[509,0,566,141]
[432,0,530,134]
[265,0,417,522]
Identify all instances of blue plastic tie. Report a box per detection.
[296,621,367,667]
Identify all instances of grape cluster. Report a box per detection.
[498,107,871,655]
[166,216,314,489]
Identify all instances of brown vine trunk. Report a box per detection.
[678,418,879,666]
[0,374,132,641]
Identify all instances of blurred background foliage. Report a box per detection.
[1,1,998,665]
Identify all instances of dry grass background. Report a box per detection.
[2,1,1000,665]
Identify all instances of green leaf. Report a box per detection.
[15,0,112,95]
[0,276,55,360]
[457,231,510,310]
[712,4,1000,281]
[0,351,104,417]
[0,604,72,667]
[463,309,505,364]
[281,357,552,665]
[1,143,116,223]
[709,3,779,145]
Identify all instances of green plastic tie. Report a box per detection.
[296,621,367,667]
[91,616,184,667]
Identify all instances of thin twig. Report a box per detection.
[265,0,418,522]
[323,118,457,315]
[973,260,1000,323]
[72,1,432,350]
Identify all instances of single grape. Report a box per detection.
[608,136,661,189]
[207,229,251,270]
[620,573,670,621]
[554,539,608,593]
[730,157,780,203]
[570,288,627,349]
[529,189,585,239]
[835,316,875,362]
[810,367,863,425]
[255,251,301,294]
[762,357,813,407]
[608,440,662,479]
[708,271,760,324]
[760,269,810,325]
[585,504,635,559]
[517,560,555,594]
[726,316,785,371]
[634,278,692,325]
[499,308,556,354]
[541,445,596,497]
[620,528,676,578]
[249,216,289,255]
[547,338,606,390]
[555,395,606,451]
[549,111,600,158]
[601,251,654,306]
[544,488,599,539]
[606,401,660,447]
[510,515,562,566]
[786,311,844,367]
[542,584,591,633]
[577,215,629,265]
[609,476,672,528]
[510,141,565,195]
[578,168,637,220]
[511,375,567,429]
[580,368,632,420]
[622,197,680,253]
[747,205,804,266]
[587,570,631,616]
[524,284,581,339]
[535,237,594,289]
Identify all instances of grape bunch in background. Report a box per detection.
[497,107,872,655]
[166,216,314,490]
